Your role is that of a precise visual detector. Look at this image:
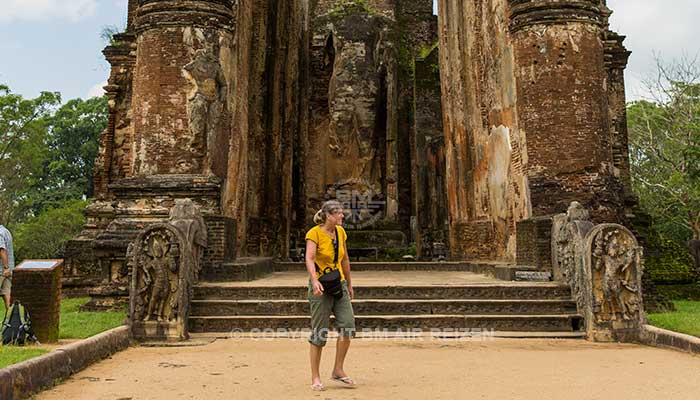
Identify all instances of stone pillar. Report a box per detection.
[509,0,618,220]
[437,0,530,261]
[131,0,234,177]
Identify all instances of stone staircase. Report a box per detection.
[188,260,584,338]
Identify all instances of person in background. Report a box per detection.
[0,221,14,310]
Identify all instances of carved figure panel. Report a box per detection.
[590,227,642,323]
[131,229,181,322]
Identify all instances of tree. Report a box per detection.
[628,56,700,242]
[0,84,60,224]
[37,96,108,209]
[12,199,88,261]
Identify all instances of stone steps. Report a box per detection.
[190,298,578,316]
[193,283,573,300]
[189,270,583,336]
[188,314,582,333]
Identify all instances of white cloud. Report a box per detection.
[0,0,98,23]
[86,81,107,99]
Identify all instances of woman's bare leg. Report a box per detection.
[332,335,351,378]
[310,343,323,385]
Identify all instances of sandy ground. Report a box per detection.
[35,337,700,400]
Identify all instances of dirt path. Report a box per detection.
[37,338,700,400]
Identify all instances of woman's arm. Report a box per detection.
[341,241,353,299]
[305,239,323,296]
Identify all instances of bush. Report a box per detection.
[12,199,88,262]
[644,234,697,285]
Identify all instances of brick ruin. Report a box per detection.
[64,0,633,297]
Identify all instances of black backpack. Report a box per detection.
[1,301,38,345]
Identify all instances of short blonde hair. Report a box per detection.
[313,200,343,225]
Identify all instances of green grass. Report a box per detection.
[0,297,125,369]
[59,297,126,339]
[0,346,49,369]
[648,301,700,337]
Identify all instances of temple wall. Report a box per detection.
[223,0,304,256]
[437,0,530,261]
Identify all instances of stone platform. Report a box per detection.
[189,267,583,336]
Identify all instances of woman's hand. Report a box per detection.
[347,283,354,300]
[311,279,324,296]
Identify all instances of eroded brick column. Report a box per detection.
[132,0,234,177]
[509,0,620,221]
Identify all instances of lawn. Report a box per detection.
[59,297,126,339]
[0,297,125,369]
[648,301,700,337]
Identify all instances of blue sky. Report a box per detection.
[0,0,698,102]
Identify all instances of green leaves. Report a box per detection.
[0,84,107,261]
[628,67,700,242]
[0,85,60,224]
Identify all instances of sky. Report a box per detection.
[0,0,698,102]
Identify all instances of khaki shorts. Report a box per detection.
[308,280,355,347]
[0,274,11,296]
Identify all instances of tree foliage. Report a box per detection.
[628,56,700,242]
[0,84,107,261]
[0,85,60,224]
[12,199,88,261]
[39,96,108,208]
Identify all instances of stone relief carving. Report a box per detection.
[129,199,207,340]
[183,49,226,174]
[590,227,642,323]
[551,201,594,307]
[131,230,180,321]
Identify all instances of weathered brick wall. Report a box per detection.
[437,0,530,261]
[605,31,633,202]
[202,216,237,271]
[450,221,500,261]
[131,0,234,176]
[510,0,623,222]
[516,216,553,270]
[12,264,63,343]
[313,0,396,18]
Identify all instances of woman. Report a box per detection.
[305,200,356,391]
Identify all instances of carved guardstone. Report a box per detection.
[128,199,207,341]
[552,202,645,341]
[583,224,645,341]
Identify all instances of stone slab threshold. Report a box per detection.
[639,324,700,355]
[0,325,130,400]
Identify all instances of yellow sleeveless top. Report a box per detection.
[305,225,347,281]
